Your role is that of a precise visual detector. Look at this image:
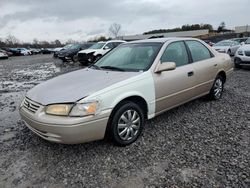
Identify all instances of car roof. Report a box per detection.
[127,37,201,44]
[98,40,126,43]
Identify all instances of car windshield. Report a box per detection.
[63,44,74,49]
[245,38,250,44]
[94,43,162,72]
[68,44,80,50]
[214,41,233,47]
[89,43,105,49]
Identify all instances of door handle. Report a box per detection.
[187,71,194,77]
[214,64,218,67]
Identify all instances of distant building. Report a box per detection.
[119,29,209,41]
[235,25,250,33]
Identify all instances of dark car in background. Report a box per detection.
[5,48,22,56]
[53,44,73,58]
[58,43,94,62]
[41,48,53,54]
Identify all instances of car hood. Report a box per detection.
[78,49,98,54]
[59,49,77,55]
[26,68,140,105]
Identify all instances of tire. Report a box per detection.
[209,75,224,100]
[108,101,145,146]
[234,58,241,69]
[72,54,78,62]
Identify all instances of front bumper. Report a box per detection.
[19,106,110,144]
[235,55,250,65]
[58,55,72,61]
[78,53,94,63]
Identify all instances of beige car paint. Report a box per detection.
[150,38,232,116]
[19,37,233,144]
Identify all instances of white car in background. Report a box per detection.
[77,40,126,65]
[0,51,8,59]
[234,38,250,68]
[213,40,241,56]
[17,48,32,56]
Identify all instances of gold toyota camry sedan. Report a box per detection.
[19,38,233,146]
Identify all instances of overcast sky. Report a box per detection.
[0,0,249,43]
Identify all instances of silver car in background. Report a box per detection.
[213,40,241,56]
[234,38,250,68]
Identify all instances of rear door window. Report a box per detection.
[185,41,212,62]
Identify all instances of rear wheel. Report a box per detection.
[108,101,145,146]
[209,75,224,100]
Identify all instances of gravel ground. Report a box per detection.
[0,55,249,188]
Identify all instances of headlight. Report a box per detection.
[45,104,73,116]
[69,101,99,117]
[238,50,243,56]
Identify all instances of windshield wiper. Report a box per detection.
[88,64,102,70]
[100,66,125,71]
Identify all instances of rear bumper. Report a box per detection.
[19,107,110,144]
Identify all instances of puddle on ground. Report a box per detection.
[0,62,61,92]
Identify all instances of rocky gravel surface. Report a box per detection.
[0,55,249,188]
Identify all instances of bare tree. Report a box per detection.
[5,34,20,46]
[109,23,122,38]
[66,39,77,44]
[54,39,62,47]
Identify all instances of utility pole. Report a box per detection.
[246,25,249,37]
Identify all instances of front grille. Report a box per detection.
[23,98,40,113]
[245,51,250,57]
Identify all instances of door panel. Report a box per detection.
[153,64,196,115]
[192,58,218,95]
[185,40,218,96]
[153,41,197,115]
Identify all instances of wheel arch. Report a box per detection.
[104,95,148,139]
[111,95,148,120]
[217,70,226,83]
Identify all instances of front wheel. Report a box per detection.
[234,58,241,69]
[209,76,224,100]
[72,54,78,62]
[108,101,145,146]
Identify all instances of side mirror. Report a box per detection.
[155,62,176,73]
[103,46,110,50]
[240,42,245,46]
